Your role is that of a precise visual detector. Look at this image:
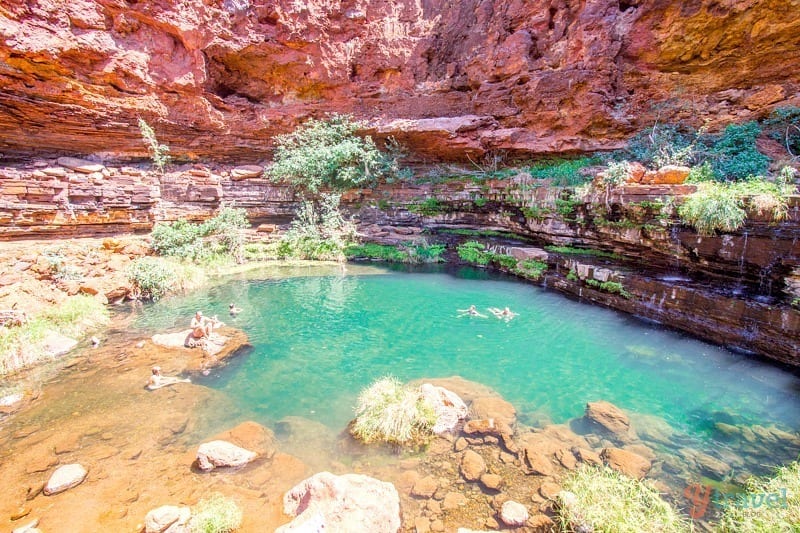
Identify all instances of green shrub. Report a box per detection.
[686,161,715,183]
[457,241,492,265]
[763,106,800,158]
[707,121,769,180]
[679,178,791,235]
[557,465,690,533]
[521,205,551,221]
[408,198,445,216]
[627,124,697,168]
[151,208,248,263]
[473,196,488,207]
[279,193,357,261]
[190,493,242,533]
[345,243,407,262]
[138,118,171,174]
[555,195,581,219]
[678,182,746,235]
[717,459,800,533]
[604,160,633,186]
[351,377,436,445]
[127,257,205,300]
[268,114,397,193]
[566,270,578,281]
[526,157,598,186]
[514,259,547,280]
[585,279,632,299]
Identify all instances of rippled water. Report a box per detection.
[132,263,800,485]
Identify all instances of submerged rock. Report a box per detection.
[43,463,87,495]
[584,401,634,442]
[196,440,256,471]
[276,472,401,533]
[470,396,517,427]
[144,505,191,533]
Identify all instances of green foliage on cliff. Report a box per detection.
[268,114,400,193]
[351,377,436,445]
[408,198,446,216]
[138,118,171,174]
[126,257,205,301]
[513,259,547,280]
[678,178,791,235]
[277,193,357,261]
[526,157,599,186]
[627,124,697,168]
[457,241,493,265]
[150,207,248,263]
[707,122,769,180]
[557,465,690,533]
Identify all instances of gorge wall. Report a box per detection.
[2,0,800,162]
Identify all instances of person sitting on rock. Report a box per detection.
[190,311,214,339]
[147,366,190,390]
[457,305,487,318]
[228,303,242,316]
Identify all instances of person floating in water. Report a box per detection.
[489,306,518,321]
[457,305,487,318]
[228,303,242,316]
[147,366,190,390]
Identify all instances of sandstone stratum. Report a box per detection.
[1,0,799,162]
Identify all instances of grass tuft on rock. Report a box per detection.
[558,465,691,533]
[717,460,800,533]
[351,376,436,445]
[190,493,242,533]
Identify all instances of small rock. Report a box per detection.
[43,463,87,495]
[480,473,503,491]
[572,447,602,466]
[196,440,256,471]
[411,476,439,498]
[499,500,529,527]
[420,383,468,434]
[538,481,561,500]
[430,519,444,532]
[520,447,555,476]
[442,491,467,510]
[454,437,468,452]
[144,505,191,533]
[460,450,486,481]
[528,514,555,532]
[555,448,577,470]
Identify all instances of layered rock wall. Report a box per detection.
[2,0,799,161]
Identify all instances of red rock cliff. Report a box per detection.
[1,0,798,162]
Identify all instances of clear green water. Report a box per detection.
[134,264,800,478]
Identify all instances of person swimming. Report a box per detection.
[457,305,487,318]
[228,303,242,316]
[147,366,191,390]
[489,306,518,321]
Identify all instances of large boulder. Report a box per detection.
[420,383,468,434]
[276,472,401,533]
[196,440,257,471]
[470,396,517,427]
[43,463,87,495]
[584,401,633,442]
[144,505,191,533]
[601,447,651,480]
